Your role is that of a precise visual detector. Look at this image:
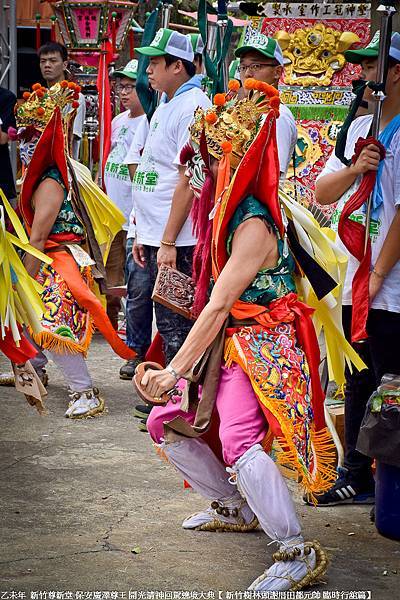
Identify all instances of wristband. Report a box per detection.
[166,364,181,381]
[161,239,176,247]
[372,267,387,279]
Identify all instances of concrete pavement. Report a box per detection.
[0,337,399,596]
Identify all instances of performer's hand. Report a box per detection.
[140,368,176,399]
[157,244,177,269]
[351,144,381,175]
[369,270,384,303]
[133,241,146,268]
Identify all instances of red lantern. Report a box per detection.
[44,1,138,56]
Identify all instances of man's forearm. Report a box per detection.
[315,166,359,205]
[162,180,194,242]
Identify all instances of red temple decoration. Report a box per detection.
[43,0,143,177]
[36,13,42,49]
[45,1,138,59]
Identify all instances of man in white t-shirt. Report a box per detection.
[312,32,400,506]
[71,91,86,160]
[104,59,146,331]
[235,33,297,179]
[125,28,210,368]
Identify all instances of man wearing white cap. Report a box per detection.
[313,31,400,506]
[235,33,297,179]
[104,60,146,332]
[128,28,211,365]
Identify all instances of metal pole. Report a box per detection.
[0,2,7,85]
[156,3,173,106]
[364,3,397,250]
[161,3,173,29]
[206,23,217,62]
[9,0,16,95]
[217,21,229,89]
[217,0,229,90]
[370,8,395,139]
[0,0,10,87]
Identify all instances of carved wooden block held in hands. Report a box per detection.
[152,264,196,320]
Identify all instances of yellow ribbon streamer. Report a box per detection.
[0,189,50,343]
[278,189,366,384]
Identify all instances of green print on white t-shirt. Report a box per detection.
[105,124,132,183]
[105,162,130,182]
[331,207,381,243]
[133,169,159,191]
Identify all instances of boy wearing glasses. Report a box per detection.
[235,34,297,179]
[104,60,146,331]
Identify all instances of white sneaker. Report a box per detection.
[182,497,258,532]
[65,388,105,419]
[248,541,327,591]
[0,371,15,386]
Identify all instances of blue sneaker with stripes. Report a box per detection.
[304,476,375,506]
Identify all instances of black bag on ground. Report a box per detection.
[357,373,400,468]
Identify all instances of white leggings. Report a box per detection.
[30,340,92,393]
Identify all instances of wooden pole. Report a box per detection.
[35,14,41,50]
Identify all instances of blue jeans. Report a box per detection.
[144,244,194,364]
[125,237,153,356]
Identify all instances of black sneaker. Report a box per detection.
[137,418,148,433]
[133,404,152,419]
[304,476,375,506]
[119,357,143,380]
[370,505,375,523]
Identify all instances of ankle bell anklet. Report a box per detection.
[189,498,259,533]
[272,546,304,562]
[210,500,239,518]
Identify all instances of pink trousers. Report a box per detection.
[147,362,268,465]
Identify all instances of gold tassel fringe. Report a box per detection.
[30,319,94,358]
[224,337,337,500]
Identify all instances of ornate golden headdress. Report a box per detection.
[190,78,280,168]
[16,81,81,131]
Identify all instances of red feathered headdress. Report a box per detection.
[19,107,69,231]
[185,80,282,308]
[211,110,282,279]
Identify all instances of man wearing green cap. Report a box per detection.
[312,31,400,506]
[128,28,210,367]
[235,32,297,179]
[104,60,146,332]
